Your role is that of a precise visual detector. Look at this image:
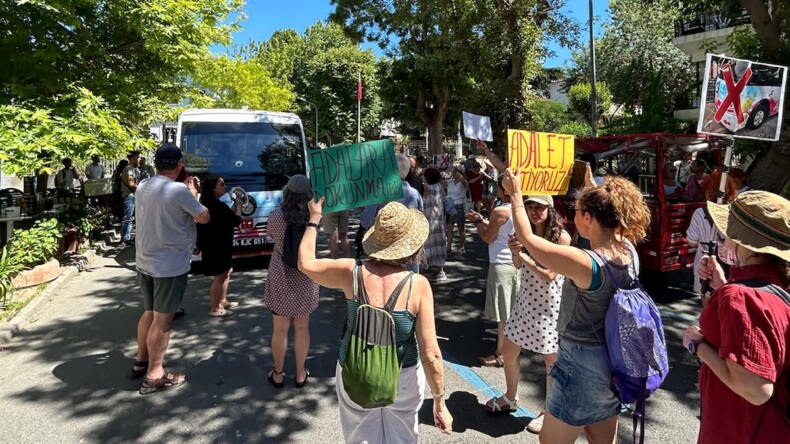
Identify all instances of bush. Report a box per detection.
[57,199,105,237]
[7,218,62,269]
[0,246,24,306]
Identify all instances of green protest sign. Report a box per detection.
[307,139,404,213]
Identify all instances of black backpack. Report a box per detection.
[282,223,306,268]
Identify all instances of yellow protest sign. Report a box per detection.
[508,129,575,195]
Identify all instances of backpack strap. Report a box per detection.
[384,271,414,313]
[353,260,369,305]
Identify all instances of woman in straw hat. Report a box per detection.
[298,198,453,441]
[683,190,790,443]
[502,169,651,443]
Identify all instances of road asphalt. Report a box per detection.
[0,221,704,443]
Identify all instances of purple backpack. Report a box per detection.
[580,245,670,444]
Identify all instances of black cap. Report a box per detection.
[155,143,182,169]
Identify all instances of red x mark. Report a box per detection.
[714,63,753,124]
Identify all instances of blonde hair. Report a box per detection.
[577,176,651,243]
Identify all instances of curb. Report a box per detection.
[0,247,101,347]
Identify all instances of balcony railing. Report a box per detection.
[674,10,750,37]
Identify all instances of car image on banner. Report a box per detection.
[697,54,787,141]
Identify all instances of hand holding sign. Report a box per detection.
[502,169,521,197]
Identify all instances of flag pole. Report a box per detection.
[356,73,362,143]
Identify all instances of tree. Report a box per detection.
[0,0,244,172]
[331,1,576,154]
[524,98,572,133]
[567,82,612,126]
[189,55,293,111]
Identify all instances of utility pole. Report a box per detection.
[589,0,598,137]
[297,97,318,147]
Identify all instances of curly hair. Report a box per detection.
[577,176,651,243]
[528,205,564,244]
[281,187,313,225]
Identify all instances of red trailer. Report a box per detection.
[558,133,731,274]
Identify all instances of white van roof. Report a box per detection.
[178,109,302,125]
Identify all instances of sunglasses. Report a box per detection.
[526,204,547,212]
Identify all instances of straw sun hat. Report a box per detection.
[362,202,429,261]
[707,190,790,262]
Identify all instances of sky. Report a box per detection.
[220,0,610,68]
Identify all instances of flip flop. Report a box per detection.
[268,368,284,389]
[222,301,240,309]
[173,308,185,320]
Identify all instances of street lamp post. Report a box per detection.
[589,0,598,137]
[297,97,318,147]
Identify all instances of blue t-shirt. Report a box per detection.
[360,181,423,228]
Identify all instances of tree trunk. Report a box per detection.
[414,83,451,155]
[428,118,445,155]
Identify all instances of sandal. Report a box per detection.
[526,411,545,434]
[485,394,519,414]
[130,360,148,379]
[139,371,186,395]
[295,369,310,388]
[208,309,233,317]
[478,354,504,367]
[222,301,239,309]
[267,368,284,389]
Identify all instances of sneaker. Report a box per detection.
[431,271,447,282]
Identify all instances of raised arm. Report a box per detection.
[298,197,356,293]
[502,169,594,288]
[476,139,508,173]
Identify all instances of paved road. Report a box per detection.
[0,223,704,443]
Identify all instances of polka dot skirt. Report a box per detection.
[504,259,564,355]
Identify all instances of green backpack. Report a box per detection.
[341,264,415,408]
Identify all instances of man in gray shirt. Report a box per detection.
[132,143,209,395]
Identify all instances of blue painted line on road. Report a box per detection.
[442,351,537,420]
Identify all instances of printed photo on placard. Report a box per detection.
[697,54,787,141]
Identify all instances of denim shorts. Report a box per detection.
[446,204,465,227]
[546,339,621,426]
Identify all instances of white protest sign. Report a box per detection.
[462,111,494,142]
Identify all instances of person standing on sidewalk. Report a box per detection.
[131,144,210,395]
[323,210,350,259]
[120,151,141,246]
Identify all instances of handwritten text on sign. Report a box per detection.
[508,129,574,195]
[307,139,404,213]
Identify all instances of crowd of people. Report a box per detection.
[124,141,789,444]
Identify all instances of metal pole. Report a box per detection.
[589,0,598,137]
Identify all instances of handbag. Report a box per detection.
[443,195,456,215]
[463,188,473,213]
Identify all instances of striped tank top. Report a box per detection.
[338,265,420,368]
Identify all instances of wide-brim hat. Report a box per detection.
[707,190,790,262]
[362,202,429,261]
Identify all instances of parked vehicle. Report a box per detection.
[714,64,782,132]
[558,133,729,274]
[176,109,309,258]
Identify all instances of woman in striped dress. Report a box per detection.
[421,167,447,281]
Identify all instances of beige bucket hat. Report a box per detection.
[707,190,790,262]
[362,202,429,261]
[525,195,554,207]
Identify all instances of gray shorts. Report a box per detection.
[137,271,188,313]
[323,210,350,234]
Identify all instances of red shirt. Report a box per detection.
[698,264,790,443]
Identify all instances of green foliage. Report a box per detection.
[57,200,106,237]
[0,88,156,177]
[525,98,572,133]
[0,246,24,306]
[7,218,62,270]
[189,54,293,111]
[0,0,244,172]
[568,83,613,125]
[726,26,763,58]
[558,121,593,138]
